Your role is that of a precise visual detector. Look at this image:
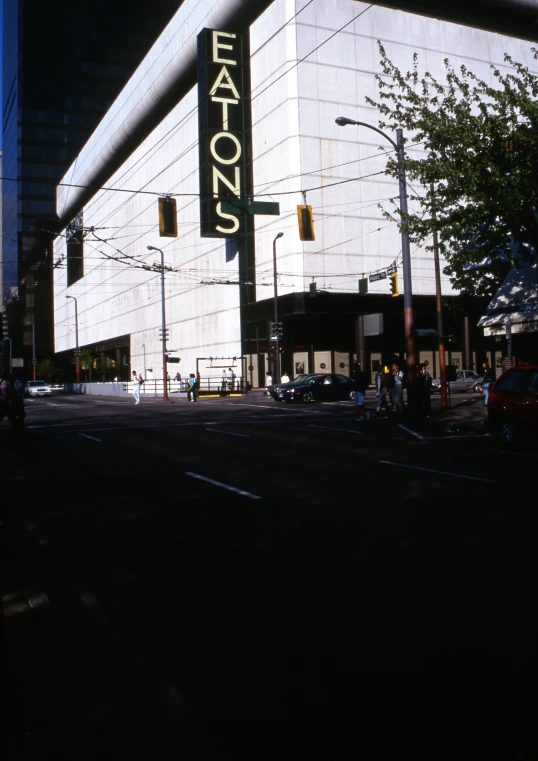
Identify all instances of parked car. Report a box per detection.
[487,365,538,447]
[275,373,356,403]
[25,380,52,397]
[430,369,483,394]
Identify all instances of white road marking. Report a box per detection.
[310,425,363,434]
[205,428,251,438]
[379,460,497,483]
[186,471,261,499]
[27,592,50,609]
[426,433,491,440]
[398,424,425,440]
[78,433,102,442]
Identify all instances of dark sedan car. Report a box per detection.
[275,373,356,403]
[267,373,310,400]
[487,364,538,447]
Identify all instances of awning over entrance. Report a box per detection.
[478,264,538,334]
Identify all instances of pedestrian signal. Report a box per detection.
[297,205,315,241]
[389,272,399,297]
[158,197,178,237]
[359,278,368,296]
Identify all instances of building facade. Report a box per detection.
[53,0,538,387]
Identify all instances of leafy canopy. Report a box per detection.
[366,43,538,297]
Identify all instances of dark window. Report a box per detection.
[67,211,84,286]
[522,371,538,395]
[495,369,526,394]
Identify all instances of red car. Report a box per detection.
[487,365,538,447]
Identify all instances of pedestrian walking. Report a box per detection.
[481,360,495,406]
[375,365,390,416]
[265,372,273,396]
[418,362,432,417]
[280,371,290,384]
[132,370,143,404]
[351,361,370,421]
[1,373,26,431]
[187,373,199,402]
[226,367,235,391]
[389,362,405,414]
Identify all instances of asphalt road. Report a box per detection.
[2,391,537,760]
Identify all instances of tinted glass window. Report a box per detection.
[522,371,538,395]
[335,375,349,383]
[494,370,526,394]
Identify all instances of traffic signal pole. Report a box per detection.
[147,245,169,401]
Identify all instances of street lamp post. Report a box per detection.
[336,117,416,408]
[65,295,80,383]
[272,232,284,383]
[142,343,146,380]
[147,246,169,401]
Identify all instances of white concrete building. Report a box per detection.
[53,0,538,387]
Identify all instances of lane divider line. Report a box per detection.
[205,428,251,438]
[378,460,497,483]
[78,433,102,442]
[186,471,261,499]
[310,425,363,434]
[398,424,424,440]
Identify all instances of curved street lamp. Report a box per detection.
[335,116,416,408]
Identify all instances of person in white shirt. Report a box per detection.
[226,367,235,391]
[280,372,290,383]
[132,370,143,404]
[265,373,273,396]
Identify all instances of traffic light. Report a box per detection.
[158,196,178,237]
[359,278,368,296]
[297,205,315,241]
[389,272,399,297]
[1,312,8,340]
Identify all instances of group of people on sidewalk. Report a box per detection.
[351,360,434,421]
[131,370,199,404]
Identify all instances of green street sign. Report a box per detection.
[220,200,280,216]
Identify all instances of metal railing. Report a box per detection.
[125,377,248,396]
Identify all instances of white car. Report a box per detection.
[25,380,52,397]
[431,369,483,394]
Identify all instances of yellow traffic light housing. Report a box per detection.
[158,196,178,237]
[390,272,399,297]
[297,205,315,241]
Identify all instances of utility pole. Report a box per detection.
[147,246,169,401]
[25,322,37,380]
[430,184,448,408]
[272,232,284,382]
[66,295,80,383]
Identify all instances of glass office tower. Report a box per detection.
[1,0,181,366]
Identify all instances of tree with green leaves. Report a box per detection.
[366,42,538,297]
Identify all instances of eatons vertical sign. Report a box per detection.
[198,29,248,238]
